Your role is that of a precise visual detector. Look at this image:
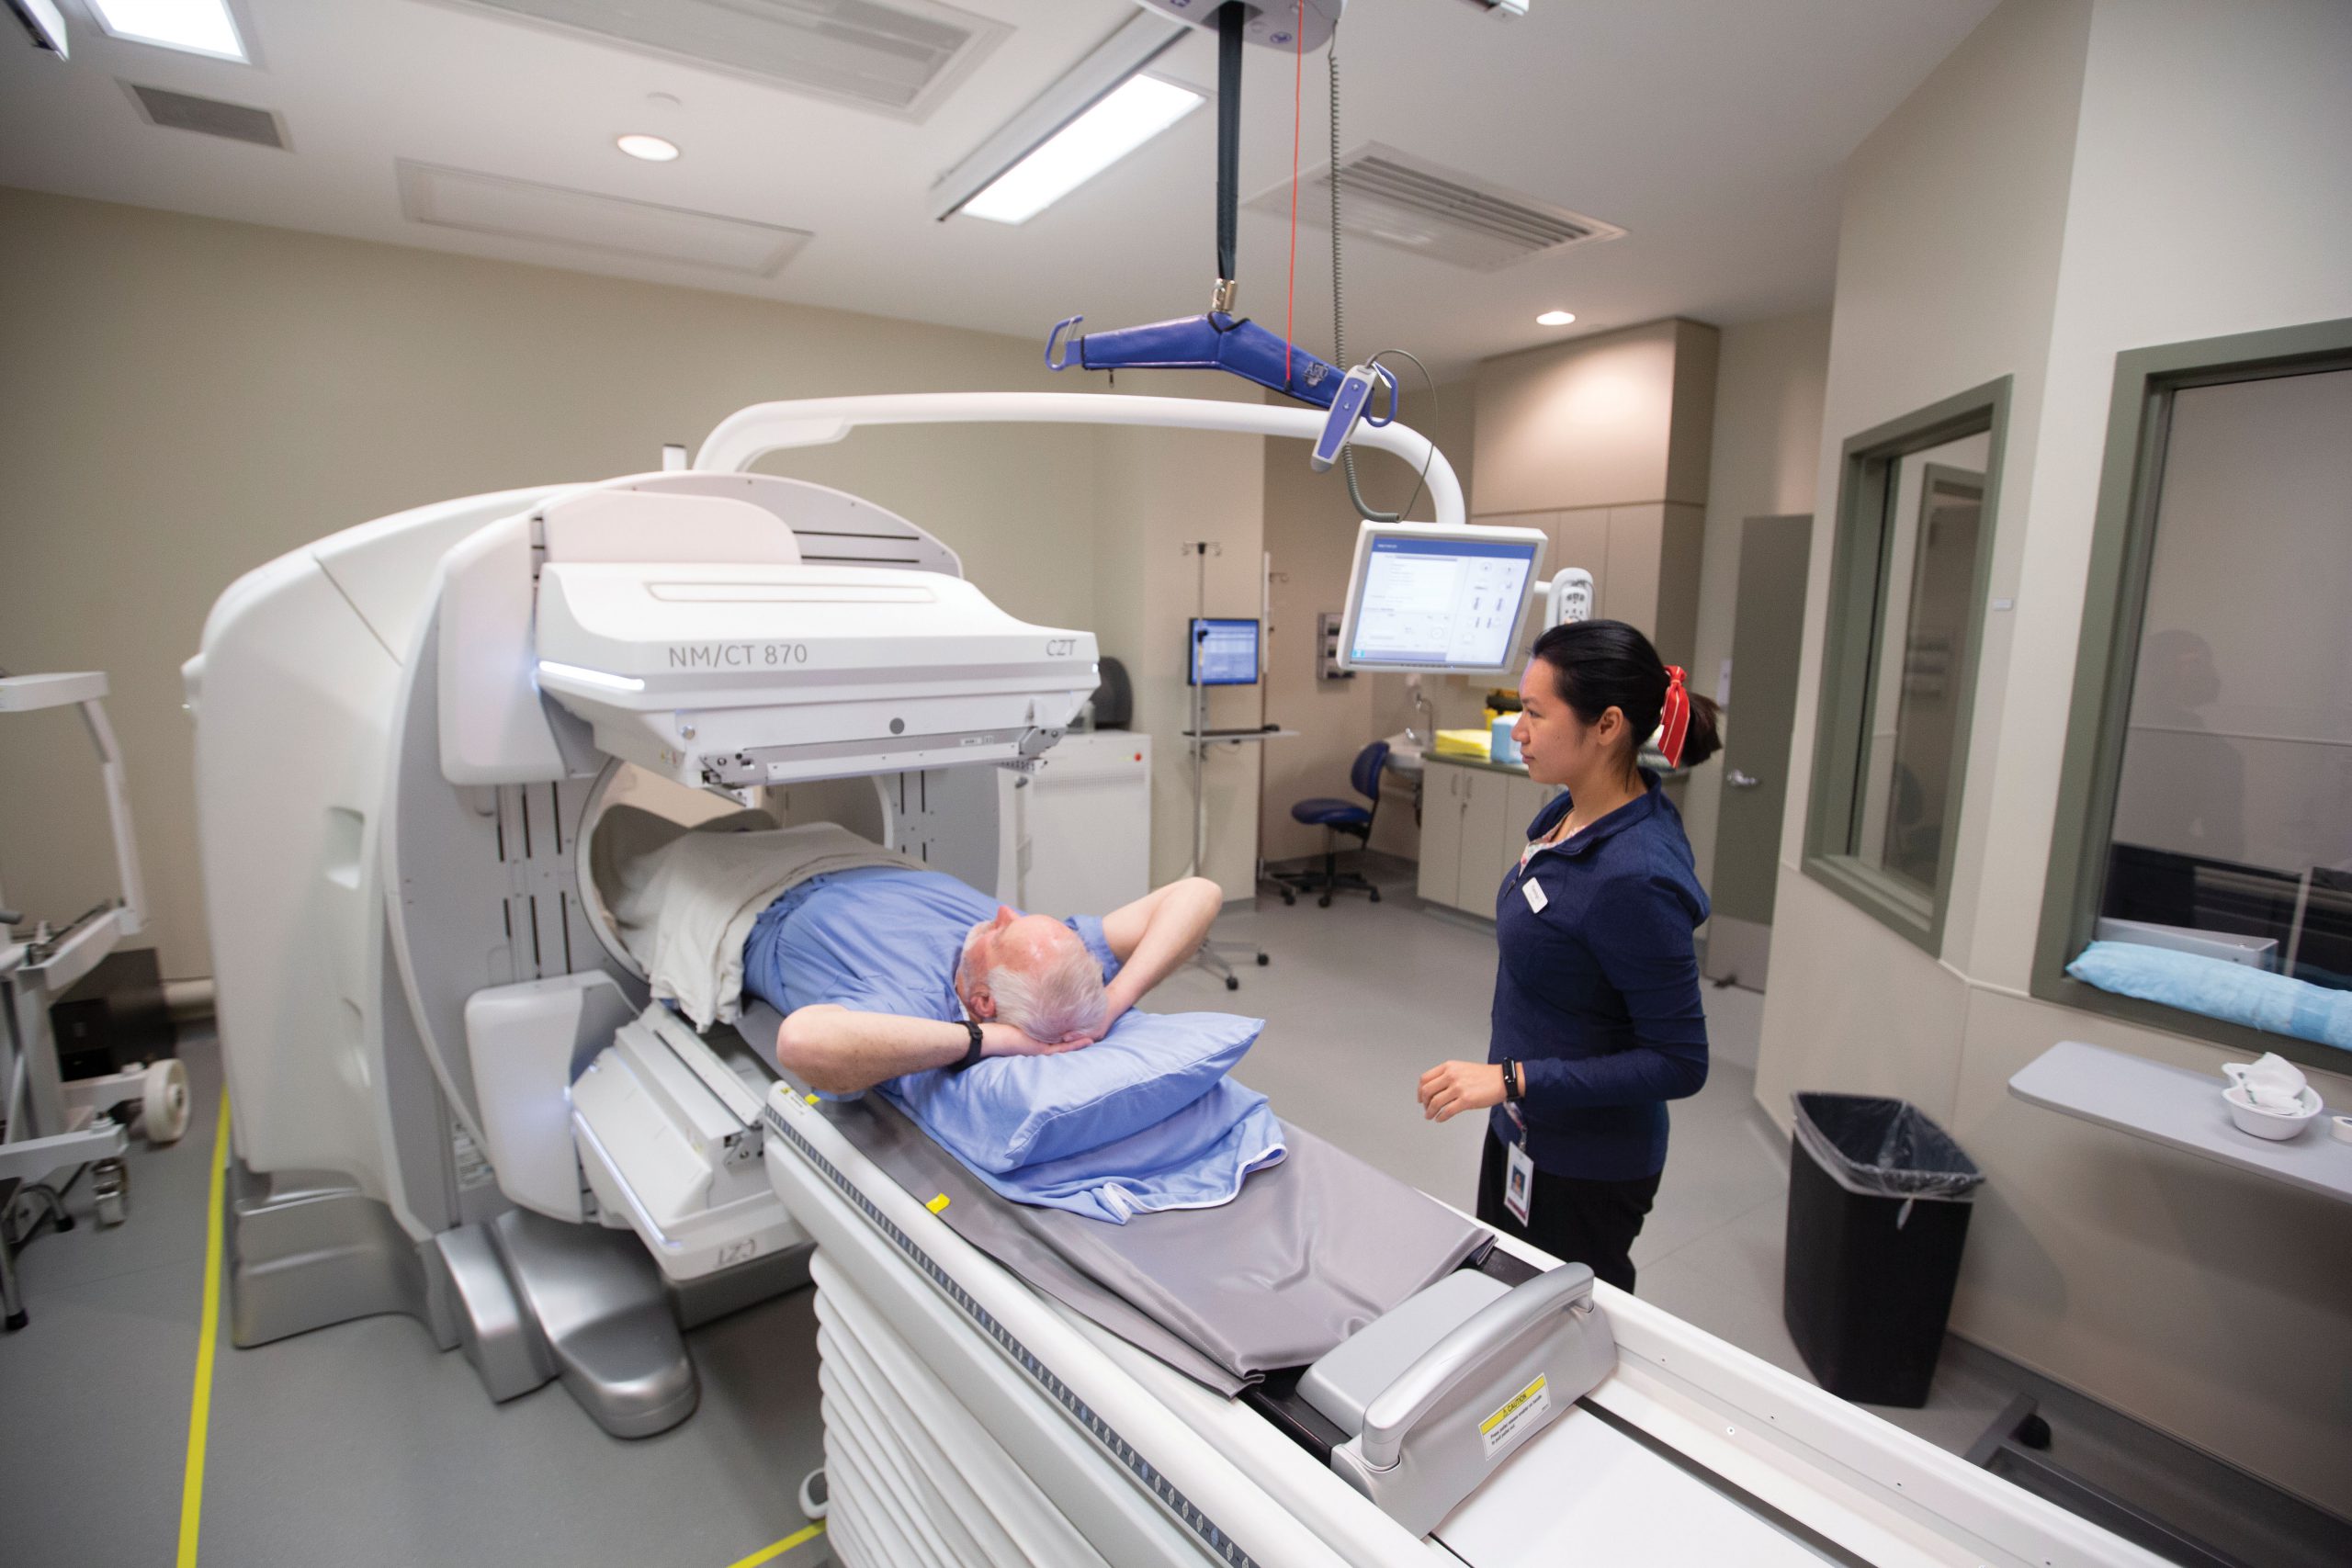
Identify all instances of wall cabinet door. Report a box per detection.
[1418,765,1466,906]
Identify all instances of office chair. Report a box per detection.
[1272,740,1390,908]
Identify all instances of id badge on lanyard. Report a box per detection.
[1503,1102,1533,1225]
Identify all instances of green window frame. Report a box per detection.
[2033,318,2352,1073]
[1803,378,2010,954]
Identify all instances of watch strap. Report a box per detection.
[952,1019,986,1072]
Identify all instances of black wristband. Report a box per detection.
[952,1019,985,1073]
[1503,1060,1524,1102]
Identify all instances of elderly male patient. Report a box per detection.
[758,866,1224,1095]
[596,808,1223,1097]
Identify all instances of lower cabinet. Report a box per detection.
[1418,761,1560,916]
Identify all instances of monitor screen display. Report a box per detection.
[1343,526,1543,672]
[1188,617,1261,686]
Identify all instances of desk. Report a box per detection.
[2008,1040,2352,1205]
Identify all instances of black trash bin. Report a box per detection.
[1782,1093,1983,1407]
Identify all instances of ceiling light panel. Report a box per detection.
[397,160,810,276]
[960,74,1202,226]
[88,0,246,61]
[447,0,1004,120]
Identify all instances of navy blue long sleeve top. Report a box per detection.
[1487,770,1711,1181]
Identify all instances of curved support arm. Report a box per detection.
[693,391,1466,526]
[1360,1263,1597,1472]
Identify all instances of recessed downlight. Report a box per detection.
[616,133,680,163]
[1536,310,1577,326]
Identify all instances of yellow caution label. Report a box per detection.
[927,1192,952,1213]
[805,1094,820,1105]
[1478,1373,1552,1459]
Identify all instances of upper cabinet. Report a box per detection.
[1466,318,1718,671]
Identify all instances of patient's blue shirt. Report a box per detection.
[742,866,1120,1022]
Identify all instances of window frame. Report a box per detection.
[2033,319,2352,1072]
[1804,378,2011,955]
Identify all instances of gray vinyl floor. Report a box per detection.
[0,857,2016,1568]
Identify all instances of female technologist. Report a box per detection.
[1416,621,1722,1292]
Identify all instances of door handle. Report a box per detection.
[1726,769,1760,789]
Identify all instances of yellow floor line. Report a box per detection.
[724,1519,828,1568]
[171,1092,823,1568]
[175,1093,232,1568]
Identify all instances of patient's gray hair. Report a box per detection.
[960,921,1111,1043]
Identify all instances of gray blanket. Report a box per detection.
[741,1002,1491,1395]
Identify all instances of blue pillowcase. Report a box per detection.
[883,1010,1268,1174]
[2066,941,2352,1052]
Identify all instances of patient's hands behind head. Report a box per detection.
[958,908,1112,1047]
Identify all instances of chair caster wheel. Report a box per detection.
[4,1309,26,1333]
[1369,888,1382,903]
[1225,976,1239,992]
[1280,892,1295,906]
[1255,953,1269,966]
[1317,895,1333,908]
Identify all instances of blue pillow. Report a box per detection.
[883,1010,1267,1173]
[2066,941,2352,1052]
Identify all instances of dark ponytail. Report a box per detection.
[1529,620,1723,772]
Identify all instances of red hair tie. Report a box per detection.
[1659,665,1690,770]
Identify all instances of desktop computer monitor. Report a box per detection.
[1335,521,1548,675]
[1187,617,1261,686]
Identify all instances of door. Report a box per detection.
[1419,763,1467,907]
[1707,515,1814,988]
[1459,768,1510,913]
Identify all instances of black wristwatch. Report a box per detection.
[952,1019,986,1073]
[1503,1059,1525,1103]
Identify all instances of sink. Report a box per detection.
[1382,733,1425,777]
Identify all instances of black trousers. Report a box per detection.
[1476,1130,1662,1293]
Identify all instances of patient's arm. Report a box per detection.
[775,1006,1077,1096]
[1094,875,1224,1032]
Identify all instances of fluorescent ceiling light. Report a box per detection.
[616,133,680,163]
[88,0,246,62]
[1536,310,1577,326]
[537,660,644,693]
[959,74,1202,225]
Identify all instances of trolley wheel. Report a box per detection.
[1224,976,1239,992]
[141,1059,191,1145]
[1317,894,1333,908]
[1255,953,1269,966]
[2018,1414,2052,1450]
[1280,891,1295,906]
[1369,887,1383,903]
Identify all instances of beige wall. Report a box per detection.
[1679,310,1831,899]
[1259,381,1476,866]
[1757,0,2352,1511]
[1087,371,1266,899]
[0,188,1258,975]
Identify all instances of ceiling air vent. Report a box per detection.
[397,160,812,277]
[447,0,1004,120]
[1250,142,1623,272]
[126,84,287,149]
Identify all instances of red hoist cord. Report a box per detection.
[1283,0,1305,391]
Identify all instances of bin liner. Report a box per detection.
[1792,1093,1984,1202]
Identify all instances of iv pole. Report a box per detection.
[1182,541,1268,991]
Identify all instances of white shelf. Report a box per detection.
[2008,1040,2352,1204]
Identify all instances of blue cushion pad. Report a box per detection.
[884,1009,1268,1173]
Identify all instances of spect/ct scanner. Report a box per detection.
[184,393,2158,1565]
